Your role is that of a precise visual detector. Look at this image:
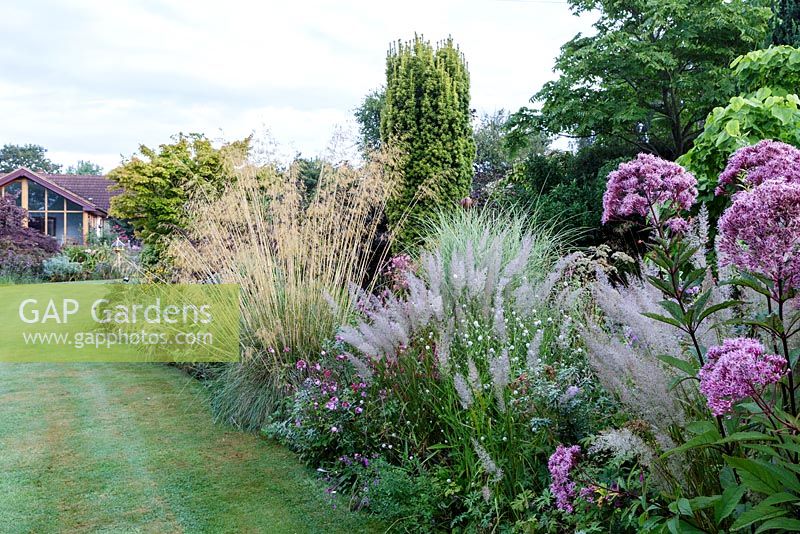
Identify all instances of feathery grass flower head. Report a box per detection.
[717,180,800,292]
[717,140,800,195]
[698,338,787,417]
[548,444,581,512]
[602,153,697,225]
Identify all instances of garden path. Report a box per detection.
[0,363,381,533]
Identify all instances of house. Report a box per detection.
[0,167,120,245]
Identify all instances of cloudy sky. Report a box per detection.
[0,0,595,172]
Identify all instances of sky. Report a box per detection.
[0,0,595,172]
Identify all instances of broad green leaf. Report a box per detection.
[715,484,746,524]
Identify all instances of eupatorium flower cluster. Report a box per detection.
[548,444,581,512]
[601,153,697,225]
[717,140,800,195]
[698,338,787,417]
[717,179,800,292]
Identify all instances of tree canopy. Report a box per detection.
[108,133,248,265]
[773,0,800,46]
[679,45,800,208]
[0,144,62,173]
[66,160,103,175]
[354,89,385,153]
[533,0,772,159]
[381,35,475,247]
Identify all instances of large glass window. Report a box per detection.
[28,182,46,210]
[8,179,87,244]
[66,213,83,244]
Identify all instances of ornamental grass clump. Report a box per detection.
[316,209,615,528]
[169,151,395,428]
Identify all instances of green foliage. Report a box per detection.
[679,89,800,204]
[494,142,635,245]
[534,0,772,158]
[773,0,800,46]
[732,45,800,93]
[271,210,618,530]
[472,110,548,197]
[354,89,385,153]
[65,160,103,175]
[381,35,475,248]
[108,133,248,266]
[42,254,84,282]
[679,46,800,207]
[0,144,61,173]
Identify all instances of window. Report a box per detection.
[28,182,46,210]
[66,213,83,244]
[3,181,22,206]
[19,179,85,244]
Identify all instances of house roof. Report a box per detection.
[44,174,121,213]
[0,167,120,215]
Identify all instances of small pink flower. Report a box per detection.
[295,359,307,370]
[355,406,363,414]
[325,396,339,410]
[331,426,338,433]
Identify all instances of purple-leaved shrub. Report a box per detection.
[0,194,60,276]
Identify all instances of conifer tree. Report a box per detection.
[381,35,475,247]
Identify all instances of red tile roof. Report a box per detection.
[44,174,121,213]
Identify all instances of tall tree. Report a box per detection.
[534,0,772,159]
[66,160,103,175]
[381,35,475,247]
[773,0,800,46]
[0,144,62,173]
[108,133,248,265]
[472,110,548,195]
[354,89,385,153]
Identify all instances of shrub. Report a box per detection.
[0,194,59,277]
[492,142,636,246]
[42,254,84,282]
[169,151,396,428]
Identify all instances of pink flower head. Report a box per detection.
[325,396,339,410]
[665,216,690,235]
[602,153,697,224]
[718,180,800,292]
[548,444,582,512]
[698,338,787,417]
[717,140,800,195]
[295,359,307,370]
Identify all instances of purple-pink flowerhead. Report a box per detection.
[717,180,800,292]
[548,444,582,513]
[717,140,800,195]
[698,338,787,417]
[602,154,697,225]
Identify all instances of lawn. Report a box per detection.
[0,363,383,533]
